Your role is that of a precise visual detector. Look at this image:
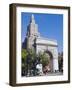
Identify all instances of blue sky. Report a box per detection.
[21,12,63,53]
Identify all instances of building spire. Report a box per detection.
[30,14,35,23]
[32,14,34,20]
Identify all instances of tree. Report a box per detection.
[22,48,37,76]
[22,49,28,76]
[27,49,36,69]
[58,52,63,72]
[22,49,28,64]
[38,52,50,67]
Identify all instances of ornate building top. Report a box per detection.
[30,14,35,24]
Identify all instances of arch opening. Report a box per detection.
[43,50,53,73]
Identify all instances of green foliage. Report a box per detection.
[27,49,36,68]
[22,49,28,68]
[22,49,28,60]
[22,48,51,76]
[28,49,36,61]
[38,52,50,67]
[22,49,36,68]
[42,54,49,67]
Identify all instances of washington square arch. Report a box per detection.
[22,14,59,74]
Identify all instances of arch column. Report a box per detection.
[52,48,59,72]
[53,58,59,72]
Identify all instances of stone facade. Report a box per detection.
[36,37,59,72]
[26,14,40,50]
[23,14,59,72]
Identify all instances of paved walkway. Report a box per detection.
[26,72,63,77]
[44,72,63,76]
